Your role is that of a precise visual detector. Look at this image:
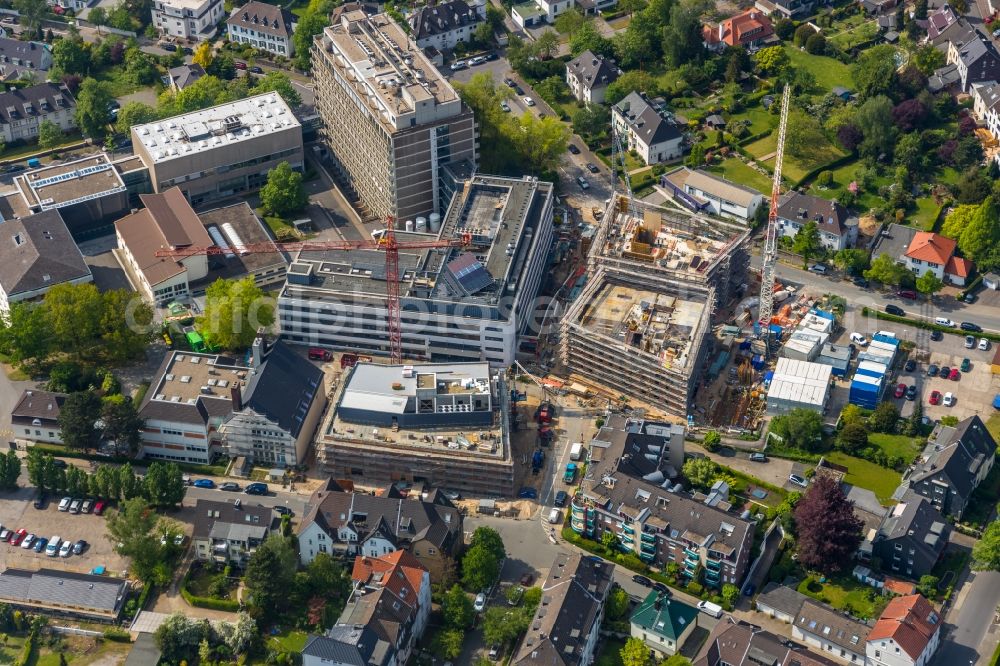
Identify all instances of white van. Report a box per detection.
[45,536,60,557]
[849,333,868,346]
[569,442,584,461]
[697,600,723,618]
[935,317,955,327]
[548,508,562,524]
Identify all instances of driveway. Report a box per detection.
[705,448,795,490]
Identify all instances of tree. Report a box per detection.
[154,614,206,664]
[514,113,571,173]
[793,475,863,573]
[75,78,114,138]
[0,302,52,372]
[770,408,825,451]
[794,24,814,46]
[37,120,63,150]
[291,0,332,69]
[941,203,977,240]
[792,222,823,268]
[0,451,21,490]
[836,422,868,455]
[461,542,501,591]
[252,71,302,107]
[58,391,102,450]
[442,584,474,629]
[535,30,560,60]
[115,101,158,135]
[554,8,585,35]
[661,657,693,666]
[143,461,185,507]
[702,430,721,453]
[785,111,826,160]
[682,457,718,490]
[601,529,618,550]
[855,95,896,158]
[245,534,297,620]
[864,253,908,286]
[470,526,506,561]
[100,394,144,455]
[15,0,48,37]
[570,21,613,56]
[192,41,213,70]
[89,6,107,28]
[661,1,704,69]
[805,33,826,55]
[722,583,739,608]
[834,249,869,274]
[852,45,898,100]
[606,586,630,620]
[915,271,944,298]
[753,46,789,75]
[572,104,610,139]
[958,197,1000,267]
[869,401,899,434]
[482,606,531,646]
[100,288,155,363]
[44,283,103,356]
[913,43,945,75]
[433,628,464,660]
[916,574,939,598]
[197,277,274,351]
[620,637,652,666]
[892,99,928,133]
[260,161,307,218]
[106,498,171,583]
[972,519,1000,571]
[605,70,658,105]
[52,37,90,77]
[124,47,158,86]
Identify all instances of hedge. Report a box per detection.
[15,630,37,666]
[861,306,1000,340]
[103,627,132,643]
[30,444,228,476]
[793,151,857,189]
[738,128,774,148]
[180,586,241,612]
[990,634,1000,666]
[959,275,984,299]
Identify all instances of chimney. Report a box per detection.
[251,328,270,369]
[719,21,725,41]
[231,384,242,411]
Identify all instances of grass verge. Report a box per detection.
[823,451,902,505]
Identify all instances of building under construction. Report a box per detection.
[560,197,751,417]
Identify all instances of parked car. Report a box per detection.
[0,528,11,541]
[161,43,177,52]
[965,335,976,349]
[245,482,268,495]
[586,162,599,173]
[930,330,943,341]
[568,143,580,154]
[850,332,868,346]
[182,47,193,55]
[9,529,26,546]
[33,538,46,553]
[514,85,524,95]
[808,263,828,274]
[749,452,767,462]
[520,573,534,586]
[980,338,991,351]
[468,55,488,65]
[68,499,81,514]
[474,593,487,612]
[894,383,907,399]
[935,317,956,327]
[488,644,500,660]
[905,385,917,401]
[632,574,653,587]
[577,176,589,189]
[961,358,972,372]
[929,390,942,405]
[943,392,955,406]
[73,540,87,555]
[554,490,568,507]
[93,500,106,515]
[33,492,47,510]
[523,96,535,106]
[449,60,467,71]
[193,479,215,489]
[963,291,977,303]
[52,459,67,469]
[81,500,92,514]
[234,61,247,70]
[274,506,293,517]
[21,534,34,549]
[960,321,982,332]
[59,540,72,558]
[788,474,809,488]
[852,276,869,288]
[742,582,756,596]
[58,497,71,512]
[885,304,905,316]
[503,77,516,87]
[220,482,241,492]
[904,359,916,372]
[45,537,60,556]
[517,487,537,499]
[949,368,961,381]
[249,66,263,74]
[500,100,510,112]
[652,581,670,595]
[898,289,917,299]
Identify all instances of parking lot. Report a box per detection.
[0,488,127,574]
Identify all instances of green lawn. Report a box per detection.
[911,196,943,231]
[823,452,902,504]
[866,433,924,462]
[798,575,888,620]
[828,20,879,51]
[987,414,1000,442]
[807,157,892,212]
[705,157,773,194]
[268,630,309,653]
[738,104,778,135]
[744,132,847,184]
[784,46,853,94]
[594,639,626,666]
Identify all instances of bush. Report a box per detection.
[179,584,240,612]
[103,627,132,643]
[686,581,704,596]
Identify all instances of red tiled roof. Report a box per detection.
[351,550,428,602]
[904,231,956,265]
[945,255,973,278]
[867,594,940,661]
[883,578,916,596]
[704,9,773,47]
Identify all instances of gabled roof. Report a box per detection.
[0,38,49,70]
[239,341,323,439]
[613,91,683,148]
[681,168,762,208]
[925,4,960,41]
[0,568,127,615]
[973,80,1000,113]
[0,83,73,125]
[190,498,274,540]
[793,600,871,653]
[867,594,940,660]
[704,9,775,46]
[777,191,855,238]
[408,0,481,39]
[302,626,390,666]
[755,582,808,618]
[352,550,427,603]
[945,255,972,278]
[168,63,205,90]
[876,494,949,570]
[631,591,698,641]
[10,389,65,424]
[226,1,295,38]
[0,209,91,298]
[695,618,842,666]
[566,50,620,90]
[911,415,997,498]
[903,231,956,265]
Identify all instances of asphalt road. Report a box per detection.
[936,569,1000,666]
[183,484,309,515]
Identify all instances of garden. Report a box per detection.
[797,574,888,620]
[181,561,242,611]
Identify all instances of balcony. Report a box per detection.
[622,525,635,535]
[683,548,699,559]
[641,532,656,543]
[640,542,656,554]
[705,559,721,571]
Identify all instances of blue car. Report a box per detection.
[193,479,215,489]
[517,487,537,499]
[33,538,47,553]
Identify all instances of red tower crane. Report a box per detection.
[154,219,472,364]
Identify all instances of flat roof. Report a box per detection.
[768,357,832,407]
[132,93,300,164]
[196,202,289,284]
[340,362,491,414]
[149,352,249,407]
[16,154,126,210]
[283,174,551,307]
[574,281,705,371]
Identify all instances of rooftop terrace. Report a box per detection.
[16,154,126,210]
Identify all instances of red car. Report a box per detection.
[9,529,27,546]
[894,383,907,399]
[929,390,942,405]
[94,500,106,516]
[949,368,961,381]
[234,61,247,70]
[898,289,917,299]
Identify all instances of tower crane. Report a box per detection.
[154,220,473,364]
[758,84,791,345]
[611,121,636,220]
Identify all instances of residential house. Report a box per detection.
[871,225,973,287]
[408,0,483,51]
[153,0,225,40]
[11,389,65,444]
[973,80,1000,139]
[0,569,129,622]
[191,499,275,566]
[612,92,684,165]
[703,9,775,50]
[866,595,941,666]
[167,63,205,92]
[776,191,858,251]
[226,1,296,57]
[871,494,950,579]
[861,0,897,15]
[565,50,619,105]
[630,591,699,657]
[296,480,463,581]
[662,167,764,223]
[512,553,615,666]
[0,83,75,144]
[302,626,394,666]
[895,415,997,519]
[219,335,327,468]
[0,39,51,82]
[0,209,92,315]
[755,583,809,624]
[924,4,962,47]
[351,551,431,648]
[572,419,755,588]
[695,617,843,666]
[590,413,686,481]
[946,31,1000,92]
[753,0,815,19]
[791,599,871,665]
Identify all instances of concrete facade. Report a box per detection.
[153,0,224,40]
